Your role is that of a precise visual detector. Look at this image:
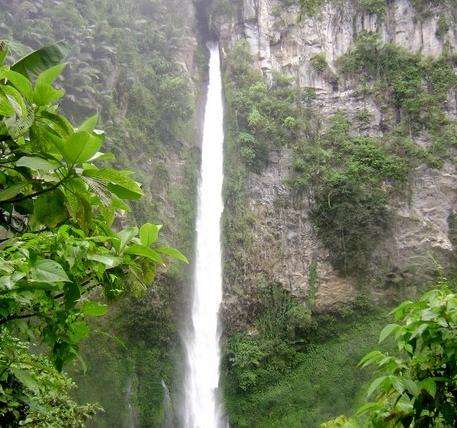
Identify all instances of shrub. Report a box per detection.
[359,0,386,15]
[225,40,301,172]
[292,113,409,275]
[310,52,328,72]
[340,32,457,133]
[325,284,457,427]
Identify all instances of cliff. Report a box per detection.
[214,0,457,329]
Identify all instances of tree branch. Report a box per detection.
[0,176,69,205]
[0,312,40,326]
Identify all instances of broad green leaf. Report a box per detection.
[379,323,400,343]
[111,195,130,212]
[125,244,163,263]
[156,246,189,263]
[411,322,428,339]
[391,377,405,394]
[87,253,122,268]
[0,182,29,202]
[358,350,384,368]
[11,41,70,79]
[34,83,65,106]
[391,300,413,320]
[55,131,103,165]
[78,114,98,132]
[12,368,39,393]
[420,308,437,321]
[81,301,108,317]
[84,168,143,199]
[108,183,143,200]
[4,105,35,138]
[32,191,68,227]
[2,84,26,116]
[403,379,420,396]
[40,111,74,137]
[2,69,34,101]
[0,91,15,116]
[36,63,66,87]
[33,63,67,105]
[396,395,414,413]
[16,156,59,171]
[366,376,388,398]
[89,151,115,162]
[116,226,138,252]
[420,378,436,398]
[355,402,382,416]
[30,259,70,283]
[139,223,162,247]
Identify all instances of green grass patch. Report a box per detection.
[223,310,391,427]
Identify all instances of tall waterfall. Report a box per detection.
[183,45,224,427]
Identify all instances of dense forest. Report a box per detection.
[1,0,456,427]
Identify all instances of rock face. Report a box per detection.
[216,0,457,323]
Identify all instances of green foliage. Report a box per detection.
[11,41,70,80]
[410,0,457,17]
[310,53,328,72]
[0,44,187,426]
[72,274,181,427]
[292,112,409,274]
[325,284,457,427]
[224,283,313,395]
[358,0,386,15]
[1,2,199,423]
[293,33,457,274]
[0,328,100,427]
[340,32,457,134]
[436,16,450,39]
[307,260,318,307]
[225,40,300,172]
[224,308,390,427]
[300,0,326,16]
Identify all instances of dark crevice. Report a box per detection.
[194,0,218,42]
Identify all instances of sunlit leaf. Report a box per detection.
[16,156,59,171]
[81,301,108,317]
[139,223,162,247]
[156,246,189,263]
[0,182,29,202]
[125,244,163,263]
[11,41,70,79]
[30,259,70,283]
[379,323,400,343]
[78,113,98,132]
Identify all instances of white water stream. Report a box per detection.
[183,45,224,427]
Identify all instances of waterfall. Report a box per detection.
[183,44,225,427]
[161,380,173,428]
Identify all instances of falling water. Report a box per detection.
[183,44,224,427]
[161,380,173,428]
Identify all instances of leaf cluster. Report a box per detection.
[0,328,100,427]
[0,42,187,426]
[325,284,457,427]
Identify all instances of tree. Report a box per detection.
[323,282,457,427]
[0,40,187,426]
